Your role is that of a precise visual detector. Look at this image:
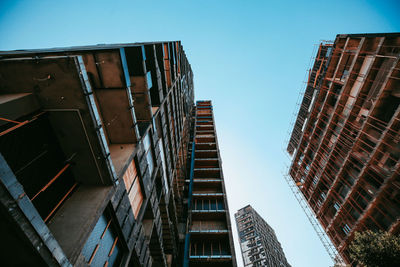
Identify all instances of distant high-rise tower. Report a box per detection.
[286,33,400,264]
[235,205,290,267]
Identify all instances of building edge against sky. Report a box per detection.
[0,41,235,266]
[184,100,236,267]
[286,32,400,264]
[235,205,290,267]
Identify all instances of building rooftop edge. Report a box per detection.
[235,204,253,215]
[0,40,182,55]
[336,32,400,38]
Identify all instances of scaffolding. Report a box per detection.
[284,41,345,264]
[285,33,400,264]
[283,167,345,264]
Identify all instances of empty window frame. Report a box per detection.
[154,115,169,194]
[190,240,230,256]
[342,223,351,235]
[158,139,169,194]
[123,159,144,219]
[193,198,224,211]
[143,131,155,175]
[146,71,152,89]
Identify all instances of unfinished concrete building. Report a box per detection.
[287,33,400,264]
[235,205,290,267]
[183,100,237,267]
[0,41,236,266]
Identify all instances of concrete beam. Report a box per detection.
[0,93,40,126]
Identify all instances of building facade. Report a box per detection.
[235,205,290,267]
[287,33,400,263]
[0,42,235,266]
[183,100,237,267]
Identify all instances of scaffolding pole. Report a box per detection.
[283,168,345,265]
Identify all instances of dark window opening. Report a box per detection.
[0,114,78,223]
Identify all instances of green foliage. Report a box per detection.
[348,230,400,267]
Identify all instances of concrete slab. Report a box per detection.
[96,89,137,143]
[47,185,113,264]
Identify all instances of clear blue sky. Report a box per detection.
[1,1,399,266]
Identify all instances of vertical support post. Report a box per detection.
[120,48,141,141]
[183,232,191,267]
[187,140,196,209]
[183,108,197,267]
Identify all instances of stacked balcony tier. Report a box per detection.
[187,101,235,266]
